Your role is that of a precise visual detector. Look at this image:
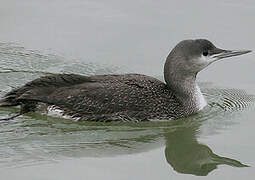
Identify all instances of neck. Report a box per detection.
[164,61,207,114]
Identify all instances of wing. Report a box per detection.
[37,74,169,114]
[1,74,171,117]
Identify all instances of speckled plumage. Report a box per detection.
[0,73,184,121]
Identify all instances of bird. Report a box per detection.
[0,39,251,122]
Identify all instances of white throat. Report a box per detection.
[194,85,207,111]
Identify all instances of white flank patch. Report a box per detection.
[47,106,80,121]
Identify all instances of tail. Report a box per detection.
[0,90,35,121]
[0,97,19,107]
[0,89,21,107]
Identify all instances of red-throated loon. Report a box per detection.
[0,39,251,122]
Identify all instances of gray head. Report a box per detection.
[164,39,251,77]
[164,39,251,113]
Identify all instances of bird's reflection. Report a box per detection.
[163,118,248,176]
[0,111,249,175]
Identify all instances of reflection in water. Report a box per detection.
[0,112,249,176]
[164,119,247,176]
[0,44,254,176]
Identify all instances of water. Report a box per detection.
[0,0,255,179]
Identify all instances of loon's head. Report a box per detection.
[164,39,251,113]
[165,39,251,76]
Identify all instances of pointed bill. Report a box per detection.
[211,49,252,60]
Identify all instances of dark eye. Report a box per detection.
[203,51,208,56]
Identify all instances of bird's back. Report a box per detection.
[0,73,182,121]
